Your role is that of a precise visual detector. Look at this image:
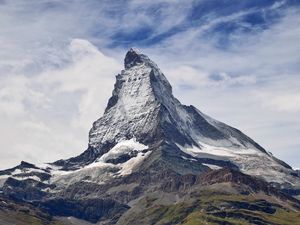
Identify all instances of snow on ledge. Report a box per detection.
[202,163,223,170]
[97,138,149,163]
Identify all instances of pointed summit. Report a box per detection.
[127,47,141,55]
[124,48,150,69]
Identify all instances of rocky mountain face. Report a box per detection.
[0,49,299,224]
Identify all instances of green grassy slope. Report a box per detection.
[117,188,300,225]
[0,211,66,225]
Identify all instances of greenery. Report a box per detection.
[130,190,300,225]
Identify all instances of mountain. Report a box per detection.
[0,49,299,224]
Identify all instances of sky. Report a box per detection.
[0,0,299,169]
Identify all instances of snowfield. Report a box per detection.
[177,142,298,185]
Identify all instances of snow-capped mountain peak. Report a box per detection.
[1,49,299,196]
[73,49,297,187]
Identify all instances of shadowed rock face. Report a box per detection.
[36,198,129,223]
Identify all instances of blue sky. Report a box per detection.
[0,0,299,169]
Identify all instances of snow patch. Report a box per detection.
[97,138,148,163]
[177,142,259,158]
[202,163,222,170]
[0,175,9,187]
[181,156,197,162]
[12,175,42,182]
[119,151,151,176]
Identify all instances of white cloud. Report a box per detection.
[265,94,300,112]
[255,77,300,113]
[0,39,121,169]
